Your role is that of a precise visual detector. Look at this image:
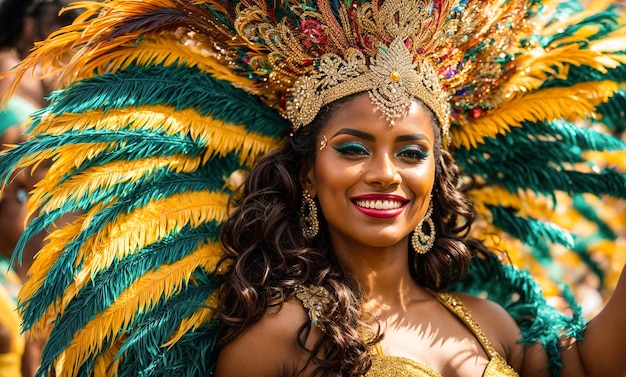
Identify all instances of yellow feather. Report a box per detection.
[162,291,221,348]
[57,195,228,312]
[507,44,626,94]
[82,34,259,95]
[18,218,84,300]
[32,154,203,214]
[538,9,599,37]
[469,186,525,216]
[90,337,125,377]
[589,240,626,290]
[57,246,214,376]
[453,81,619,149]
[590,34,626,54]
[29,106,280,166]
[585,150,626,171]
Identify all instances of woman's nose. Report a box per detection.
[364,153,401,187]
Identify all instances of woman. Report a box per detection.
[0,0,624,376]
[215,92,626,376]
[215,93,523,376]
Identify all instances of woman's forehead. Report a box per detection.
[321,94,436,138]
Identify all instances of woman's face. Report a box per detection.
[303,93,437,252]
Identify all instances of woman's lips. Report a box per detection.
[351,194,408,218]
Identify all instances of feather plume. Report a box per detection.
[454,81,619,149]
[43,246,215,376]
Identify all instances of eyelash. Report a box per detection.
[332,143,429,161]
[397,146,429,161]
[332,142,369,156]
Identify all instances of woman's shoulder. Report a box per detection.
[452,293,524,366]
[453,293,519,334]
[215,299,322,377]
[453,292,552,375]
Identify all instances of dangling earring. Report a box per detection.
[412,200,435,254]
[301,189,319,239]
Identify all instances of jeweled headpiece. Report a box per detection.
[233,0,453,137]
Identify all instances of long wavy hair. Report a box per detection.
[217,94,479,376]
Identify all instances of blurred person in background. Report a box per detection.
[1,0,83,107]
[0,0,82,375]
[0,123,49,377]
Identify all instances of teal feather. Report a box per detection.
[548,64,626,87]
[114,271,219,377]
[456,120,626,197]
[571,239,605,286]
[36,223,219,373]
[43,64,288,138]
[490,205,575,256]
[18,156,239,329]
[540,8,620,47]
[527,243,553,266]
[548,0,583,19]
[461,158,626,199]
[151,320,220,375]
[595,90,626,132]
[572,194,617,240]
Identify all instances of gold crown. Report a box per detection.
[284,39,450,136]
[234,0,456,140]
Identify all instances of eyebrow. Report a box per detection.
[332,128,375,141]
[331,128,430,143]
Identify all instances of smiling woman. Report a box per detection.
[0,0,625,376]
[216,92,496,376]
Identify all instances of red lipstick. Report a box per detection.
[351,194,408,219]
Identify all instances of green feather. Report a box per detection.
[490,205,575,253]
[36,223,219,373]
[44,64,288,138]
[18,155,238,329]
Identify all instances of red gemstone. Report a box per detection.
[469,108,485,118]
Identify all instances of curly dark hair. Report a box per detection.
[217,94,479,376]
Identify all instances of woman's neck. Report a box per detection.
[331,239,430,309]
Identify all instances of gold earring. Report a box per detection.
[301,189,319,239]
[412,200,435,254]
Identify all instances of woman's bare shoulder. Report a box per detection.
[455,292,551,376]
[454,293,520,338]
[215,299,322,377]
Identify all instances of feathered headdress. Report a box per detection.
[1,0,625,376]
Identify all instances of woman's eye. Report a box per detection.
[332,142,370,156]
[397,146,429,161]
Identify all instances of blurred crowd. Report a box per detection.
[0,1,82,376]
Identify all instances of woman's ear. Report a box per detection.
[299,161,316,197]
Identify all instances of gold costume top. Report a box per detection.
[365,291,519,377]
